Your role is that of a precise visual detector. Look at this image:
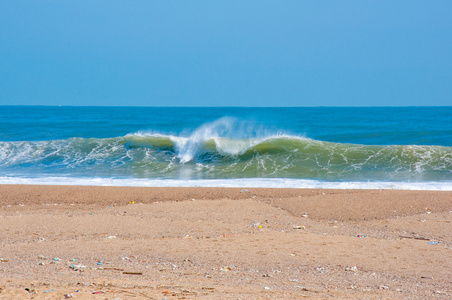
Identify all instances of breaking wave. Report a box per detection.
[1,128,451,182]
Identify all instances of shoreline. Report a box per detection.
[1,185,451,298]
[1,176,452,191]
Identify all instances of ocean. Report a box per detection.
[0,106,451,190]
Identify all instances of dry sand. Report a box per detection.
[0,185,451,299]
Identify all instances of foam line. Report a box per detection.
[0,176,451,191]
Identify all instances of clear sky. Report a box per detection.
[1,1,451,107]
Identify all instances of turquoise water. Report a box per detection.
[0,106,451,189]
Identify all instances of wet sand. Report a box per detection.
[0,185,451,299]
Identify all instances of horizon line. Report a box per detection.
[1,105,451,108]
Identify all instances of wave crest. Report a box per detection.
[1,123,451,182]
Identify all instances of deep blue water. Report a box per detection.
[0,106,451,189]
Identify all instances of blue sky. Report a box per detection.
[1,1,451,106]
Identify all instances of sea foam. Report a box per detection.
[0,176,451,191]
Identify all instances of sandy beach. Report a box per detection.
[0,185,451,299]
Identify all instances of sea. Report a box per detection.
[0,106,451,190]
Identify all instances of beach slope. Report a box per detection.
[1,186,451,299]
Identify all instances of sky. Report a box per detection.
[0,1,451,107]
